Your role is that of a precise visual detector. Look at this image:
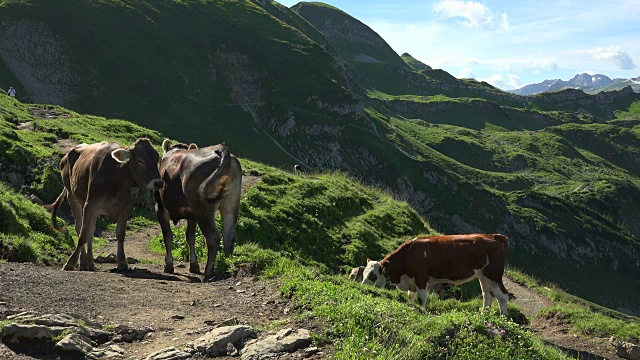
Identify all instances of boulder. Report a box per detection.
[86,349,125,359]
[1,323,74,344]
[615,340,640,360]
[193,325,256,356]
[55,333,93,354]
[240,328,311,360]
[144,347,192,360]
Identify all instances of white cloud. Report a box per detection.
[432,0,509,30]
[572,46,637,70]
[533,69,542,75]
[479,73,521,90]
[500,13,509,31]
[459,68,476,78]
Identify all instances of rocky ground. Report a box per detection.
[0,237,628,359]
[0,233,326,359]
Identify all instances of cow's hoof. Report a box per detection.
[203,273,214,283]
[62,264,75,271]
[80,264,96,271]
[116,264,129,272]
[164,264,174,274]
[189,264,201,274]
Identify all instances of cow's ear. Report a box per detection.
[366,258,371,264]
[111,149,131,163]
[162,139,171,154]
[188,143,198,150]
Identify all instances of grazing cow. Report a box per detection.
[48,139,164,271]
[293,164,301,174]
[154,140,242,282]
[362,234,509,315]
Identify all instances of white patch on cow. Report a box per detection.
[395,274,417,292]
[428,273,478,286]
[361,260,386,288]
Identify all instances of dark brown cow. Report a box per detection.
[48,139,164,271]
[154,140,242,282]
[362,234,509,315]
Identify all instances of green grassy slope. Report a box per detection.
[3,97,639,358]
[0,0,362,166]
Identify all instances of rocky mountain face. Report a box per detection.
[1,0,640,313]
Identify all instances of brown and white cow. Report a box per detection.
[362,234,510,315]
[154,140,242,282]
[48,139,164,272]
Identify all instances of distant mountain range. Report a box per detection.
[510,73,640,95]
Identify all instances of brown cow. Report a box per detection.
[48,139,164,272]
[362,234,509,315]
[154,140,242,282]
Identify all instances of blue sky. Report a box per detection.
[278,0,640,90]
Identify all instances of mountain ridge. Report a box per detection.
[511,72,640,95]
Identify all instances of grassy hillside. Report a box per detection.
[3,96,640,358]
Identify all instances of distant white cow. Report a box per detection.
[293,164,301,174]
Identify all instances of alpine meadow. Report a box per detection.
[1,0,640,359]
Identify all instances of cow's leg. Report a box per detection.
[407,291,416,303]
[63,206,98,271]
[199,219,221,282]
[493,279,509,316]
[82,234,96,271]
[114,209,131,272]
[186,220,201,274]
[478,276,496,311]
[219,201,239,256]
[417,288,430,308]
[67,195,91,270]
[156,204,175,273]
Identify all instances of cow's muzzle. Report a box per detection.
[147,179,165,190]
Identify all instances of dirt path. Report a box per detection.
[0,173,332,359]
[504,277,617,359]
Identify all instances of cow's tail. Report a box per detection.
[205,144,231,204]
[494,234,509,255]
[45,188,67,231]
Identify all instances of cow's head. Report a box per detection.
[361,259,387,288]
[111,138,164,190]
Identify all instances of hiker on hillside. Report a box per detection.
[7,87,16,97]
